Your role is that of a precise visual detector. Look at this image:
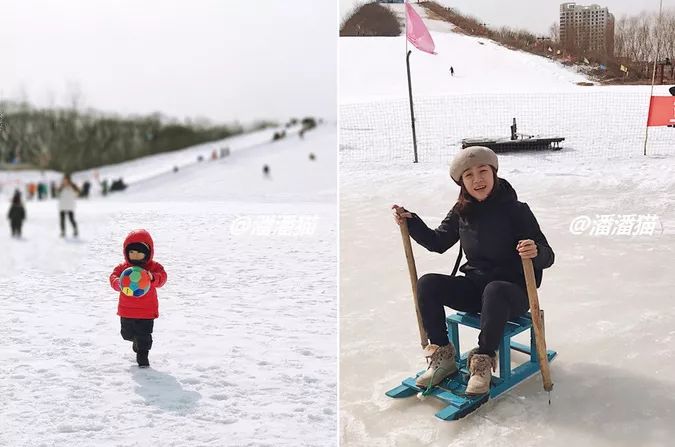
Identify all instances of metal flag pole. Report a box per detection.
[404,0,419,163]
[644,0,664,156]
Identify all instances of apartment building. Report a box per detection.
[560,2,615,57]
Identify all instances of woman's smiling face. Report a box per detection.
[461,164,494,202]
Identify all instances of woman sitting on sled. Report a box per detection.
[392,146,554,396]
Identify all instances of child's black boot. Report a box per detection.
[137,350,150,368]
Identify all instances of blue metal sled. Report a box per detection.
[386,311,557,421]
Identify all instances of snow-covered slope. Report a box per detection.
[1,124,337,446]
[0,126,301,198]
[340,4,591,102]
[125,126,334,203]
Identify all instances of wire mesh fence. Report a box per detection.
[340,91,674,165]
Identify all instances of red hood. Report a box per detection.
[123,229,154,263]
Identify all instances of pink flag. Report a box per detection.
[406,2,436,55]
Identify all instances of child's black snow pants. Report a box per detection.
[10,219,22,237]
[120,317,154,351]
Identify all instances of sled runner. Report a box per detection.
[386,310,557,420]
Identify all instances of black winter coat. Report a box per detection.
[407,178,554,289]
[8,204,26,223]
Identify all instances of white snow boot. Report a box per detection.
[466,348,496,396]
[415,343,458,388]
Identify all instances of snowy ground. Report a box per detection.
[339,17,675,447]
[1,124,337,446]
[340,159,675,447]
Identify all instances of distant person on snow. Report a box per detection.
[450,66,455,77]
[392,146,554,396]
[79,181,91,198]
[37,182,48,200]
[109,229,167,368]
[8,189,26,238]
[263,164,270,177]
[58,174,81,238]
[110,178,128,192]
[27,183,36,200]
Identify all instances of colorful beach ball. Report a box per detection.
[120,266,151,297]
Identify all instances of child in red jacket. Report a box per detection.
[109,229,167,368]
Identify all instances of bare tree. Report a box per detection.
[562,20,579,55]
[549,22,560,43]
[615,8,675,66]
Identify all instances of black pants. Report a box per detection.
[120,317,154,351]
[60,211,78,235]
[417,274,529,355]
[10,220,22,237]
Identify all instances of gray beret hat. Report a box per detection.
[449,146,498,183]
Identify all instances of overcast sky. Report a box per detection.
[1,0,337,124]
[340,0,675,36]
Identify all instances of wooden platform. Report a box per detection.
[461,137,564,152]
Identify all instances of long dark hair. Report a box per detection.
[455,166,499,217]
[59,173,81,194]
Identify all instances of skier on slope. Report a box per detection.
[392,146,555,396]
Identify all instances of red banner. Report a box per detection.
[647,96,675,127]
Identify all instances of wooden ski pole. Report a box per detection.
[400,220,428,349]
[521,257,554,395]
